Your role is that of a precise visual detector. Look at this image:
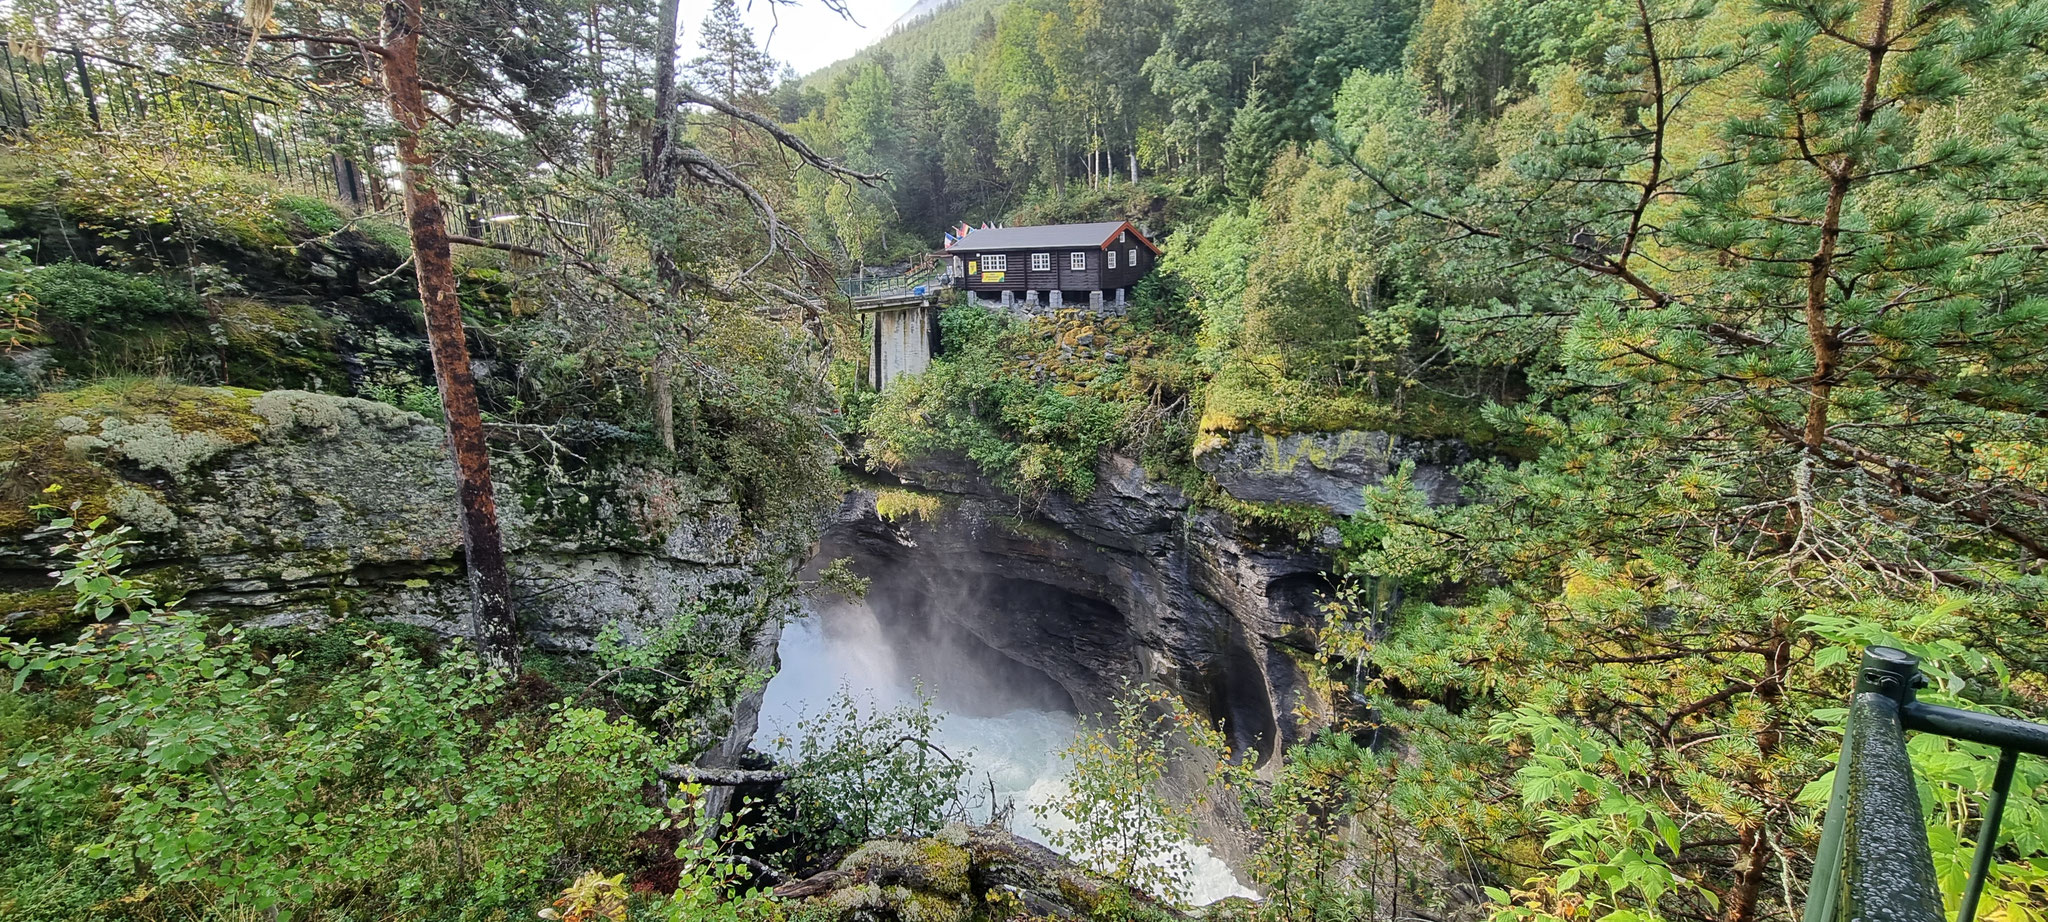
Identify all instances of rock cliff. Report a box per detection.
[0,381,813,774]
[827,428,1464,770]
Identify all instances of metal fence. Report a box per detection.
[0,38,369,203]
[0,36,609,256]
[1804,647,2048,921]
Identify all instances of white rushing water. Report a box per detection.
[755,602,1255,906]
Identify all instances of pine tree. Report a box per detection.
[1223,90,1280,202]
[1328,0,2048,917]
[688,0,776,109]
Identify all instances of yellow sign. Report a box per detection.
[982,271,1005,283]
[967,260,978,274]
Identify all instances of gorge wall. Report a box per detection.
[827,429,1468,771]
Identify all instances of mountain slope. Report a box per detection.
[806,0,1009,85]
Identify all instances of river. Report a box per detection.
[754,598,1255,906]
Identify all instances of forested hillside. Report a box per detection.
[0,0,2043,919]
[808,0,2048,919]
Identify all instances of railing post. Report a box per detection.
[70,48,99,129]
[1955,747,2018,922]
[1832,647,1943,922]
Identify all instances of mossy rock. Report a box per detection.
[842,837,973,898]
[781,827,1192,922]
[218,299,345,390]
[0,585,85,639]
[0,379,265,534]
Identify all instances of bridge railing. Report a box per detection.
[1803,647,2048,922]
[840,268,948,302]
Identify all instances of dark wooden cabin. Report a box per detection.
[942,220,1161,313]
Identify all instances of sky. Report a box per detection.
[694,0,913,76]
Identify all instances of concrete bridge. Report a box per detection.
[840,270,950,389]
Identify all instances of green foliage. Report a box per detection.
[1302,0,2048,915]
[15,262,201,334]
[1,512,669,921]
[273,193,347,235]
[866,304,1163,497]
[0,128,290,253]
[1224,92,1283,203]
[813,557,872,600]
[358,367,444,420]
[1164,205,1261,365]
[1041,684,1221,905]
[587,600,774,759]
[1221,734,1388,922]
[766,686,971,854]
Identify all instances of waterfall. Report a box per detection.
[755,598,1255,905]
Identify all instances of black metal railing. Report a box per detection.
[1804,647,2048,922]
[0,36,610,257]
[0,38,364,203]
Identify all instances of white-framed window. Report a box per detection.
[1119,231,1127,243]
[982,254,1007,271]
[1108,250,1118,269]
[1129,248,1138,266]
[1032,252,1051,271]
[1070,252,1086,271]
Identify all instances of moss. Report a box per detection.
[274,194,347,235]
[0,585,82,640]
[873,487,947,524]
[843,837,973,899]
[0,379,263,534]
[1198,361,1492,443]
[913,839,973,897]
[359,217,412,254]
[0,133,291,251]
[900,891,969,922]
[1054,872,1109,914]
[219,299,345,391]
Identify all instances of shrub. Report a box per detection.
[274,193,346,235]
[19,262,200,333]
[864,304,1174,498]
[769,687,971,854]
[1041,684,1222,906]
[0,511,669,922]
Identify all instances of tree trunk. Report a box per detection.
[645,0,682,202]
[1802,0,1894,452]
[586,0,612,176]
[642,0,686,447]
[380,0,520,675]
[1721,624,1791,922]
[652,353,676,453]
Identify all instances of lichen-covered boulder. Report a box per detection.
[0,382,805,653]
[776,826,1200,922]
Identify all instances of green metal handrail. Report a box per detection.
[1803,647,2048,922]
